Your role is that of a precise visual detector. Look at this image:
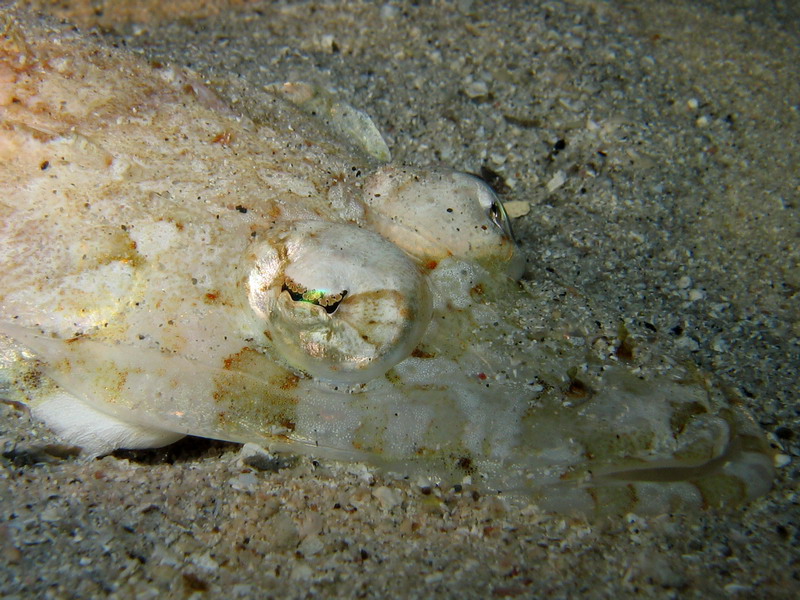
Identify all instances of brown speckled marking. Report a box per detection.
[344,289,411,324]
[222,346,261,372]
[210,367,299,435]
[587,483,639,516]
[213,346,299,436]
[278,373,300,391]
[456,455,475,474]
[211,131,233,146]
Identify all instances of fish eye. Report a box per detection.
[472,175,518,245]
[247,221,432,383]
[281,276,348,314]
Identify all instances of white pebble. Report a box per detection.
[503,200,531,218]
[774,454,791,468]
[192,552,219,572]
[380,4,398,19]
[546,170,566,192]
[298,534,325,556]
[724,583,753,595]
[424,571,445,584]
[229,472,258,491]
[320,34,336,54]
[463,79,489,99]
[372,485,402,510]
[688,288,705,301]
[675,336,700,351]
[290,563,314,581]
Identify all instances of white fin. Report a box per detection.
[33,391,184,457]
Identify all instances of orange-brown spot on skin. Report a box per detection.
[280,418,296,432]
[221,349,301,418]
[424,259,438,270]
[223,346,256,370]
[470,283,484,298]
[204,291,220,303]
[211,131,233,146]
[84,229,143,269]
[279,374,300,391]
[100,367,129,401]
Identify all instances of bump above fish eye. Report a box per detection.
[247,221,432,383]
[362,166,525,278]
[473,175,517,244]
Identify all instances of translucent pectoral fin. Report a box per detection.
[503,369,775,515]
[2,329,184,455]
[0,322,302,448]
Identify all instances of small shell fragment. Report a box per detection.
[502,200,531,218]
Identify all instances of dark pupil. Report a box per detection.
[489,202,503,227]
[286,287,305,302]
[282,284,348,314]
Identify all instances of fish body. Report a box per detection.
[0,10,773,515]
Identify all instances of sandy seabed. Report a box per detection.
[1,1,798,598]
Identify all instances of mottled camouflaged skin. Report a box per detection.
[0,9,774,515]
